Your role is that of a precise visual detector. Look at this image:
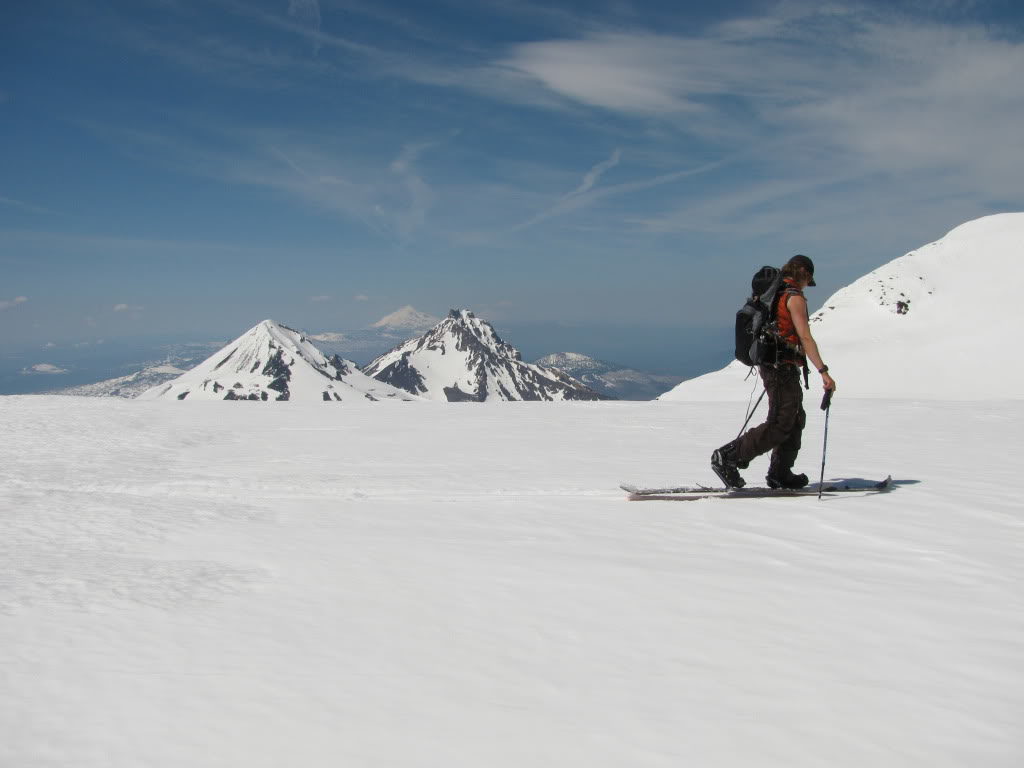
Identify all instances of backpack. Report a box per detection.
[734,265,784,367]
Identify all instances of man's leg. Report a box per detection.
[766,370,808,488]
[713,365,797,488]
[736,365,802,462]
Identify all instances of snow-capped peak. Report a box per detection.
[139,319,418,402]
[363,309,607,401]
[370,306,440,333]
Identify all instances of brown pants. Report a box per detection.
[736,364,806,472]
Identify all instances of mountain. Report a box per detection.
[308,306,441,364]
[57,364,187,398]
[363,309,609,401]
[370,306,441,333]
[660,212,1024,401]
[534,352,683,401]
[139,320,418,402]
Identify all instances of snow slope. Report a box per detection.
[365,309,607,401]
[2,395,1022,767]
[536,352,683,400]
[57,364,187,398]
[139,320,417,402]
[662,213,1024,401]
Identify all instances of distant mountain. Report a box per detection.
[534,352,683,401]
[364,309,609,401]
[370,306,441,333]
[308,306,441,363]
[57,364,187,398]
[139,320,418,402]
[660,212,1024,401]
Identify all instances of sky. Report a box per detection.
[2,0,1024,361]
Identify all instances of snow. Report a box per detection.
[662,213,1024,401]
[2,394,1022,767]
[5,214,1024,764]
[366,310,604,401]
[58,364,187,398]
[535,352,683,400]
[139,319,417,402]
[370,305,441,332]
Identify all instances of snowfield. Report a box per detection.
[662,213,1024,402]
[2,394,1022,767]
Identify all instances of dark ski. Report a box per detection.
[621,475,892,500]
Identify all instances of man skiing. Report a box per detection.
[712,254,837,489]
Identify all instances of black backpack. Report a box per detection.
[734,266,784,367]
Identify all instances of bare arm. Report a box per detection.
[788,294,836,392]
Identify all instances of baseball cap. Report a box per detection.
[789,254,816,286]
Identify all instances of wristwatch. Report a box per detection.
[818,365,829,374]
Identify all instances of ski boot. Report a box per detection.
[711,439,747,488]
[766,467,809,489]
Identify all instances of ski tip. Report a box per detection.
[619,484,639,494]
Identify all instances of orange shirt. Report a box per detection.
[776,278,803,350]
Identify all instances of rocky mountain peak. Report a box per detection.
[139,319,418,402]
[364,310,608,402]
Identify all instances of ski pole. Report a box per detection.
[818,388,833,500]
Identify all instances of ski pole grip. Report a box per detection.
[820,389,833,411]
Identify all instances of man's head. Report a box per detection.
[783,254,816,287]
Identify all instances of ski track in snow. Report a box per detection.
[1,395,1022,767]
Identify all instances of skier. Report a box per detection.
[711,254,837,489]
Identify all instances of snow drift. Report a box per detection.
[661,213,1024,401]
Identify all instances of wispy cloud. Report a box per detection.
[354,294,369,302]
[309,294,331,303]
[71,0,1024,254]
[567,149,621,197]
[113,303,144,312]
[288,0,322,54]
[0,296,28,310]
[465,7,1022,241]
[510,157,726,234]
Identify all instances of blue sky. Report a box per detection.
[2,0,1023,355]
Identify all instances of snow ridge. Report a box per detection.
[661,212,1024,401]
[365,310,609,401]
[139,320,418,402]
[58,365,187,399]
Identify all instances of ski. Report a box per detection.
[621,475,892,500]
